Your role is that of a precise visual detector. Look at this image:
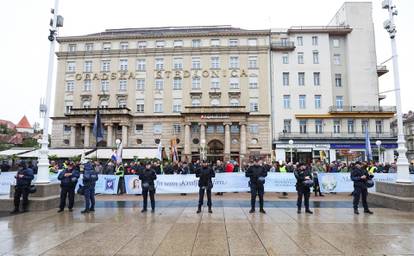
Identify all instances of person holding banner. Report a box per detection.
[196,160,215,214]
[139,162,157,213]
[351,162,374,215]
[294,163,313,214]
[57,162,80,212]
[81,161,99,214]
[246,158,267,214]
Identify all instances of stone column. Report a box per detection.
[240,122,247,157]
[83,124,90,148]
[184,123,191,161]
[106,124,113,148]
[121,124,128,147]
[70,125,76,147]
[224,123,231,161]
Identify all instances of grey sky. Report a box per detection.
[0,0,413,126]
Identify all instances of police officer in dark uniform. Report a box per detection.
[139,162,157,213]
[246,158,267,213]
[351,161,374,214]
[57,162,80,212]
[294,163,313,214]
[81,161,99,214]
[196,160,215,213]
[10,161,34,214]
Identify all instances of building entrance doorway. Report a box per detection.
[207,140,224,163]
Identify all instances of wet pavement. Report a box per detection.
[1,194,414,255]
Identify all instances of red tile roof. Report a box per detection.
[16,116,32,129]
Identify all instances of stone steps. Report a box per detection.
[368,181,414,212]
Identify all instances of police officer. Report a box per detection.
[57,162,80,212]
[196,160,215,214]
[139,162,157,213]
[81,161,99,214]
[351,161,374,215]
[10,161,34,214]
[246,158,267,213]
[115,164,125,194]
[294,163,313,214]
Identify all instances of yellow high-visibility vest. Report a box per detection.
[279,166,287,173]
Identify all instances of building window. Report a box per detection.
[101,80,109,92]
[136,59,146,71]
[283,119,291,133]
[297,36,303,46]
[297,52,304,64]
[156,40,165,48]
[336,96,344,109]
[229,56,239,69]
[155,79,164,91]
[249,76,258,89]
[64,125,71,133]
[119,59,128,71]
[313,51,319,64]
[315,119,323,134]
[101,60,110,72]
[155,58,164,70]
[173,124,181,134]
[68,44,76,52]
[153,123,163,134]
[135,124,143,134]
[118,99,127,108]
[283,95,290,109]
[313,72,320,86]
[120,42,128,50]
[299,95,306,109]
[85,43,93,52]
[333,39,340,48]
[65,81,74,92]
[154,101,163,113]
[249,98,259,112]
[229,78,239,89]
[83,80,91,91]
[211,78,220,89]
[137,41,147,49]
[65,102,73,113]
[248,56,257,69]
[312,36,318,46]
[299,120,307,134]
[84,61,92,72]
[192,39,201,47]
[210,39,220,47]
[192,99,201,106]
[282,53,289,64]
[248,38,257,46]
[298,72,305,86]
[281,38,288,46]
[362,120,369,133]
[348,120,355,133]
[173,78,182,90]
[230,98,240,106]
[206,125,215,134]
[102,42,111,51]
[249,124,259,134]
[333,54,341,65]
[172,99,182,113]
[136,100,144,112]
[136,79,145,91]
[283,72,289,86]
[192,57,201,69]
[67,61,76,72]
[210,99,220,106]
[314,95,321,109]
[173,40,183,47]
[215,125,224,134]
[211,56,220,69]
[192,77,201,90]
[334,120,341,134]
[376,120,383,134]
[229,39,238,47]
[335,74,342,87]
[119,80,127,91]
[100,100,108,108]
[173,57,183,70]
[231,125,240,134]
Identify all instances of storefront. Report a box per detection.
[330,143,397,163]
[274,144,330,164]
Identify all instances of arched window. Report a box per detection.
[118,99,127,108]
[230,98,240,106]
[100,100,109,108]
[82,100,90,108]
[192,99,201,106]
[210,99,220,106]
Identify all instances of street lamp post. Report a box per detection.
[36,0,63,184]
[200,139,206,161]
[376,140,382,163]
[288,139,294,163]
[382,0,411,183]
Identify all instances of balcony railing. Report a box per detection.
[278,132,395,139]
[329,105,396,113]
[183,106,247,114]
[65,107,131,116]
[271,41,295,51]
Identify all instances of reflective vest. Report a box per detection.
[368,166,376,175]
[115,166,125,177]
[279,166,287,173]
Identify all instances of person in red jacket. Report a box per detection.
[225,161,234,173]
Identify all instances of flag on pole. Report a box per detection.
[92,109,104,145]
[111,149,117,162]
[365,129,372,161]
[156,142,163,160]
[116,141,123,164]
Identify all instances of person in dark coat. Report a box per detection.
[10,161,34,214]
[196,161,215,213]
[81,161,99,214]
[294,163,313,214]
[245,158,267,213]
[351,162,374,215]
[57,162,80,212]
[139,162,157,213]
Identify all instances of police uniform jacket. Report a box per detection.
[245,165,267,187]
[58,168,80,187]
[83,163,99,189]
[294,168,313,189]
[196,166,215,188]
[15,167,34,187]
[351,167,370,189]
[139,168,157,189]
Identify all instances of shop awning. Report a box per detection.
[0,148,35,157]
[18,148,92,158]
[89,148,159,160]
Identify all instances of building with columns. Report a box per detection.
[52,26,272,162]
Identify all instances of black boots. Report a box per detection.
[208,207,212,213]
[305,209,313,214]
[259,208,266,214]
[196,206,201,214]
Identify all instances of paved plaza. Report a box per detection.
[1,194,414,256]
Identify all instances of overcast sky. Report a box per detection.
[0,0,413,126]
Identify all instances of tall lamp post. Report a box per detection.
[36,0,64,184]
[376,140,382,163]
[382,0,411,183]
[288,139,294,163]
